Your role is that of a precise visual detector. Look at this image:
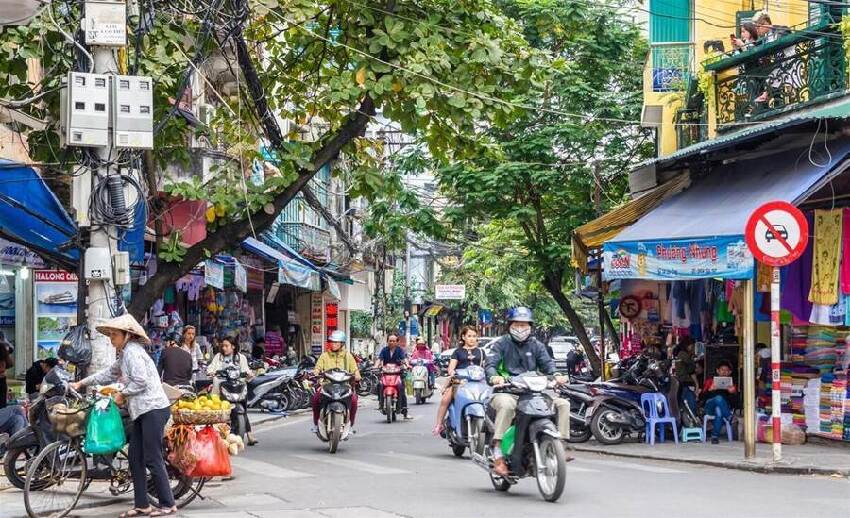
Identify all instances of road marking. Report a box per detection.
[292,454,411,475]
[575,457,688,474]
[231,456,315,479]
[568,466,600,473]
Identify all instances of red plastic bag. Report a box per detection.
[189,425,232,477]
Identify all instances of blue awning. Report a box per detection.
[241,237,321,291]
[0,160,78,268]
[603,141,850,281]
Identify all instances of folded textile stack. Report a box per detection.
[804,378,822,431]
[819,373,835,435]
[806,327,838,376]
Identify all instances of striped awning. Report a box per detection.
[572,174,690,273]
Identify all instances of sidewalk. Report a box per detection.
[572,439,850,476]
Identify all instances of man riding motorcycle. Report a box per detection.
[485,307,570,477]
[311,330,361,433]
[374,332,410,419]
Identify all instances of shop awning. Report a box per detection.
[603,140,850,281]
[241,237,321,291]
[572,174,690,273]
[0,160,79,269]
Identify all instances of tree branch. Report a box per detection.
[302,185,356,254]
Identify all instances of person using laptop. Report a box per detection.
[701,360,738,444]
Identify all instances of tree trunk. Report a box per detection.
[128,34,376,319]
[542,272,602,377]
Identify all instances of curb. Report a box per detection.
[571,446,850,477]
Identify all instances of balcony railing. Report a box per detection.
[650,42,694,92]
[705,21,845,128]
[274,222,332,263]
[675,108,707,149]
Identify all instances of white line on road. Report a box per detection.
[292,454,411,475]
[575,457,688,474]
[231,456,316,479]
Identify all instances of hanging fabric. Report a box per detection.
[809,209,843,305]
[841,208,850,295]
[782,212,814,321]
[756,262,772,293]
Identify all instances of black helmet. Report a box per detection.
[506,306,534,323]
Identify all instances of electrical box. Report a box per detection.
[84,0,127,46]
[112,251,130,285]
[61,72,110,147]
[112,75,153,149]
[85,247,112,281]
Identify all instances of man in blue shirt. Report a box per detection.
[374,332,410,418]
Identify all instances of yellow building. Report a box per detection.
[641,1,821,157]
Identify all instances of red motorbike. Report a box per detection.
[380,364,403,423]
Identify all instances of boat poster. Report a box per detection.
[34,270,78,359]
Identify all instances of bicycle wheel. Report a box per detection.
[24,440,88,518]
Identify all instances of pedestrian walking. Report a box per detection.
[71,314,177,517]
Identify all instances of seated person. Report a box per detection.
[410,337,436,386]
[311,331,361,433]
[26,358,59,400]
[701,360,738,444]
[0,405,26,453]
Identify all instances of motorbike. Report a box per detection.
[356,360,378,396]
[584,357,681,445]
[315,368,354,453]
[442,365,491,457]
[215,364,249,441]
[379,364,404,423]
[555,383,594,443]
[247,366,297,413]
[3,366,70,489]
[473,372,567,502]
[411,359,434,405]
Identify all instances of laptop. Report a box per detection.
[713,376,733,390]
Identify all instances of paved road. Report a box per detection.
[2,398,848,517]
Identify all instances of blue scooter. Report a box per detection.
[442,365,492,457]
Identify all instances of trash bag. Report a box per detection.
[58,325,92,366]
[83,398,127,455]
[189,425,232,477]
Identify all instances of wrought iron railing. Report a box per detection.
[650,42,694,92]
[675,108,707,149]
[706,22,845,128]
[274,222,331,263]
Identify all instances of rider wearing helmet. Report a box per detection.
[311,330,361,433]
[485,307,570,477]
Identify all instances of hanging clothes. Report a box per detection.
[842,208,850,295]
[756,262,772,293]
[809,209,843,305]
[809,299,846,327]
[782,212,814,321]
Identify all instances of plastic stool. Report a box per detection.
[681,427,704,443]
[640,393,679,445]
[703,414,734,442]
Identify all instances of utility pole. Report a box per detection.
[404,234,412,348]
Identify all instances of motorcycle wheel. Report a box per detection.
[328,413,342,454]
[451,444,466,457]
[590,408,625,445]
[414,388,423,405]
[385,397,393,424]
[3,443,41,491]
[357,377,372,396]
[276,393,290,413]
[535,436,567,502]
[566,425,592,444]
[237,412,248,442]
[490,472,511,492]
[468,418,484,457]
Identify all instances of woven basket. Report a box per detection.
[171,408,230,425]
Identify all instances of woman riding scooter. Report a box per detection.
[432,325,484,436]
[311,331,361,433]
[411,337,436,387]
[207,339,258,446]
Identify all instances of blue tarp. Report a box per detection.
[0,160,78,268]
[241,237,321,291]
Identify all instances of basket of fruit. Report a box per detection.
[172,394,232,425]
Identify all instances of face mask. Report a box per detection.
[510,327,531,343]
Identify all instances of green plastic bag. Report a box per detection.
[500,425,516,456]
[83,398,126,455]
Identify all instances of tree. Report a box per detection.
[0,0,546,318]
[404,1,652,375]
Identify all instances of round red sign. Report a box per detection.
[744,201,808,267]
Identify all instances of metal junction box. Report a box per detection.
[112,75,153,149]
[62,72,110,147]
[84,0,127,46]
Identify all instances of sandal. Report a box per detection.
[119,508,152,518]
[149,507,177,517]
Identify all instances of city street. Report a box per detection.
[2,398,848,518]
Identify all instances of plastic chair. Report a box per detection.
[640,393,679,445]
[681,427,704,443]
[702,414,734,442]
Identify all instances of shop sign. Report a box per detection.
[744,201,808,267]
[310,292,324,355]
[602,236,753,281]
[0,272,14,326]
[234,263,247,293]
[325,301,338,351]
[0,239,45,268]
[435,284,465,300]
[204,260,224,290]
[34,269,78,360]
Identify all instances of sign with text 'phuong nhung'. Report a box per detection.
[435,284,466,300]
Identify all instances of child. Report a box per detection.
[701,360,738,444]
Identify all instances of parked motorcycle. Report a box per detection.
[356,361,378,396]
[315,368,354,453]
[411,359,434,405]
[379,364,404,423]
[247,366,296,413]
[442,365,491,457]
[215,364,249,441]
[473,373,567,502]
[556,383,594,443]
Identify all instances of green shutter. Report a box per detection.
[649,0,690,43]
